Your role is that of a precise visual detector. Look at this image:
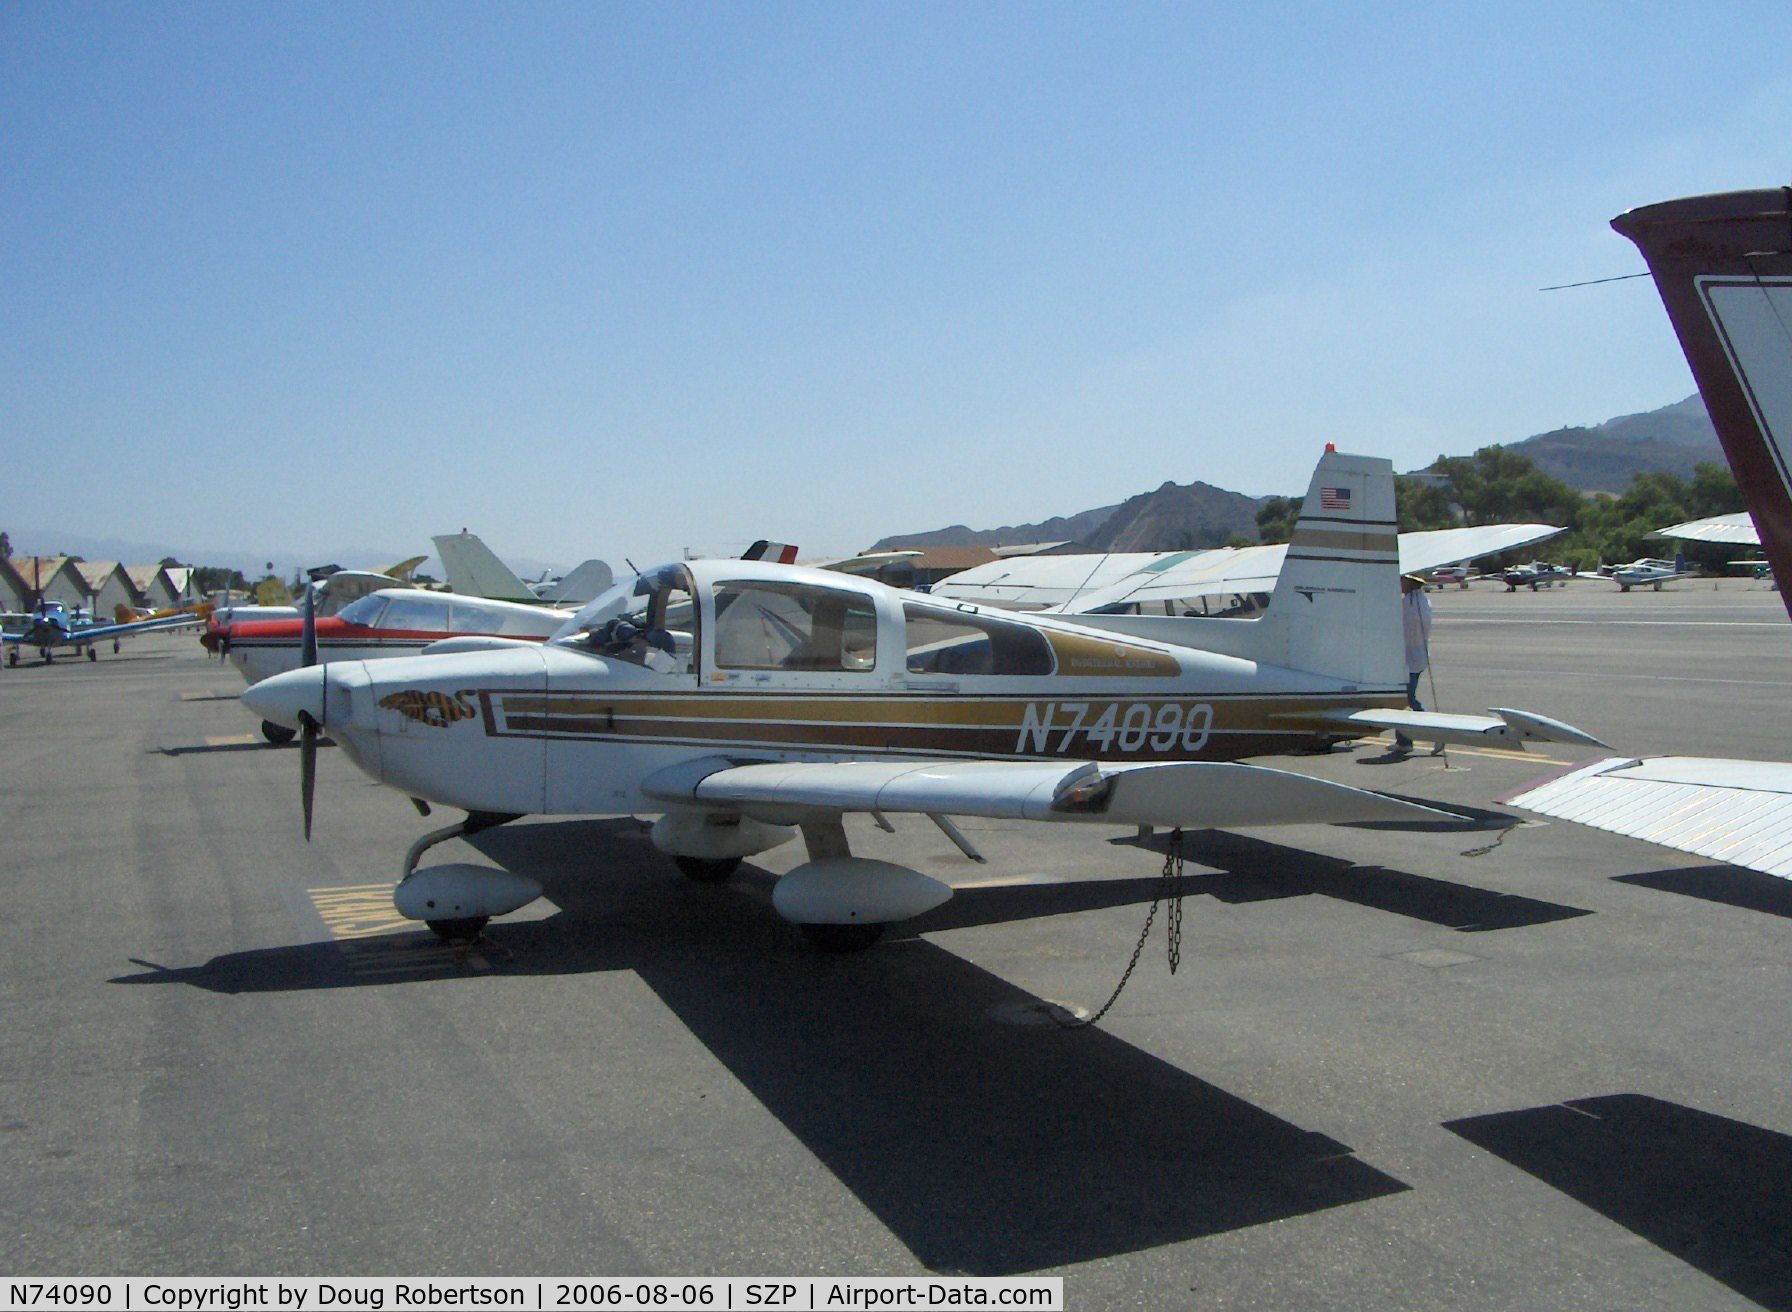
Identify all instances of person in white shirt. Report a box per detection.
[1393,573,1432,753]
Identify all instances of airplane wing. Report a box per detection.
[1397,524,1564,574]
[1651,512,1760,546]
[1508,756,1792,879]
[1017,524,1565,615]
[10,612,205,645]
[926,552,1208,610]
[643,756,1453,830]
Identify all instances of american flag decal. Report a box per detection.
[1319,486,1351,510]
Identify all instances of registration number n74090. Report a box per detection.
[1017,701,1213,755]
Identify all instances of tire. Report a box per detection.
[799,922,886,953]
[261,720,298,745]
[426,916,489,943]
[674,855,741,884]
[87,647,98,661]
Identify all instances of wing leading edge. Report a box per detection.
[643,756,1452,830]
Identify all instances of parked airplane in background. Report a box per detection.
[1492,561,1573,591]
[1513,187,1792,877]
[245,448,1602,949]
[201,568,422,652]
[221,588,575,742]
[928,523,1567,613]
[1608,556,1689,592]
[3,601,202,666]
[432,531,612,605]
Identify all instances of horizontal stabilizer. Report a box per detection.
[641,756,1449,830]
[1325,707,1608,750]
[1510,756,1792,879]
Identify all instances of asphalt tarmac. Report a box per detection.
[3,578,1790,1309]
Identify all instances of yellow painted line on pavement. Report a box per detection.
[306,882,502,976]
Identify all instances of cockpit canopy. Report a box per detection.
[555,564,696,670]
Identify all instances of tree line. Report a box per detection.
[1255,447,1748,571]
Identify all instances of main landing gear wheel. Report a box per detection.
[261,719,297,745]
[87,647,98,661]
[426,916,490,943]
[674,855,741,884]
[800,922,886,953]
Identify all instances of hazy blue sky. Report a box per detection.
[5,2,1790,574]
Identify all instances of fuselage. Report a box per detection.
[244,559,1405,817]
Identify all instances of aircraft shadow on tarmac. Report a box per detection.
[156,737,335,757]
[1615,865,1792,920]
[1113,828,1592,933]
[112,817,1410,1274]
[1445,1094,1792,1311]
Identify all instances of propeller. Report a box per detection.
[297,583,323,840]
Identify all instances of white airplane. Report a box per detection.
[243,449,1603,949]
[1511,187,1792,877]
[433,531,612,605]
[929,523,1567,614]
[1607,556,1690,592]
[219,587,577,742]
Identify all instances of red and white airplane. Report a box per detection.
[1512,187,1792,877]
[243,448,1602,949]
[223,589,574,742]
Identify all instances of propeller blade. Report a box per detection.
[300,583,318,668]
[299,711,317,841]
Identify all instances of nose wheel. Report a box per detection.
[426,917,490,943]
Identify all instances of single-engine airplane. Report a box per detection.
[3,600,202,666]
[1492,561,1573,591]
[245,448,1603,950]
[1607,556,1690,592]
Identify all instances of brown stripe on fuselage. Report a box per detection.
[480,690,1402,763]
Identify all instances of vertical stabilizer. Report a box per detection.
[1073,449,1405,689]
[1253,449,1404,686]
[432,532,535,603]
[545,559,614,604]
[1613,189,1792,619]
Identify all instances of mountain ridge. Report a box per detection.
[871,394,1720,553]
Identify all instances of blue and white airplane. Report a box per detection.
[2,600,202,667]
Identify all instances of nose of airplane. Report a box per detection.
[241,664,327,730]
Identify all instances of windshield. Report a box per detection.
[336,594,390,627]
[551,564,696,673]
